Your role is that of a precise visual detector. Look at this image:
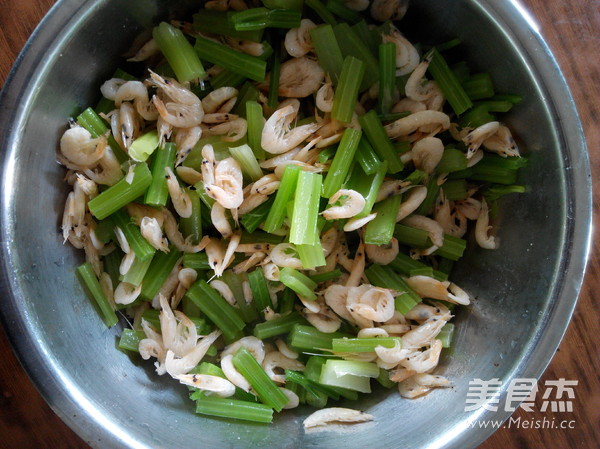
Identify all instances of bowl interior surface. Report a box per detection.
[0,1,590,448]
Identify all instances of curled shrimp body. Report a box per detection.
[113,80,158,121]
[261,104,321,154]
[165,167,192,218]
[140,217,169,252]
[322,190,366,220]
[475,199,498,249]
[483,124,520,158]
[463,121,500,158]
[276,57,325,98]
[284,19,316,58]
[396,186,428,222]
[405,61,437,102]
[365,238,399,265]
[371,0,409,22]
[382,26,420,76]
[411,137,444,174]
[60,126,106,167]
[202,87,238,114]
[385,111,450,140]
[316,82,334,113]
[174,126,202,167]
[149,71,204,128]
[201,145,244,209]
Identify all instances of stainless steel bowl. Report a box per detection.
[0,1,591,448]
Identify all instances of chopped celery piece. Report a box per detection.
[128,130,159,162]
[438,323,455,348]
[253,312,305,340]
[364,195,402,245]
[319,360,378,393]
[118,329,145,352]
[153,22,206,83]
[88,163,152,220]
[322,128,362,197]
[195,37,267,82]
[289,171,322,246]
[144,143,176,207]
[195,395,273,423]
[248,268,273,312]
[331,57,365,123]
[263,164,301,233]
[229,144,263,181]
[77,262,118,327]
[279,267,317,301]
[310,24,344,82]
[332,337,401,353]
[425,47,472,115]
[232,347,289,411]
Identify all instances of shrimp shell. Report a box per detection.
[277,57,325,98]
[175,374,236,397]
[261,104,321,154]
[303,408,373,429]
[284,19,316,58]
[322,189,366,220]
[385,111,450,140]
[475,199,498,249]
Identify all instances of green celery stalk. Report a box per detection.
[263,164,301,233]
[179,189,203,244]
[144,143,176,207]
[230,144,263,181]
[378,42,397,115]
[153,22,206,83]
[230,8,301,31]
[88,163,152,220]
[128,130,159,162]
[111,209,156,261]
[308,269,342,284]
[185,280,246,342]
[322,128,362,197]
[195,37,267,82]
[248,268,273,312]
[310,25,344,82]
[121,254,154,286]
[296,242,327,270]
[77,262,118,327]
[232,348,289,411]
[246,101,266,159]
[331,57,365,123]
[359,110,403,173]
[425,47,472,115]
[305,0,337,25]
[364,195,402,245]
[332,337,402,353]
[279,267,317,301]
[195,395,273,423]
[221,270,260,323]
[118,329,145,352]
[289,171,322,246]
[140,247,182,301]
[253,312,305,340]
[288,324,349,351]
[333,23,378,90]
[192,10,264,42]
[240,195,275,233]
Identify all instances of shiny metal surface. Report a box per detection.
[0,1,591,448]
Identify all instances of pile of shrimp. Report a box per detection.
[59,0,523,426]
